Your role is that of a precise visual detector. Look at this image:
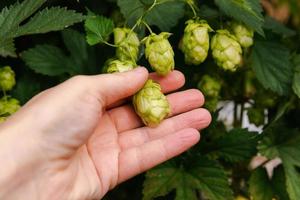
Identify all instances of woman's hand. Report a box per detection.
[0,67,211,200]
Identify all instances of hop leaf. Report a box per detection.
[133,79,170,127]
[229,21,254,48]
[211,30,242,71]
[104,59,136,73]
[0,66,16,91]
[85,14,114,46]
[180,19,213,65]
[143,32,174,76]
[114,27,140,62]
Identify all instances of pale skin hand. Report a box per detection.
[0,67,211,200]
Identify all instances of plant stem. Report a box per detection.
[142,20,153,34]
[186,0,197,18]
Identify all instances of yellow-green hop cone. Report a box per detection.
[204,97,219,112]
[229,22,254,48]
[0,97,21,115]
[197,75,221,98]
[0,117,6,123]
[180,19,213,65]
[133,79,170,127]
[211,30,242,71]
[104,59,136,73]
[0,66,16,91]
[114,28,140,62]
[143,32,174,76]
[197,75,221,112]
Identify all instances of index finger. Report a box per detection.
[107,70,185,109]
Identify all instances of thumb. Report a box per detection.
[92,67,148,106]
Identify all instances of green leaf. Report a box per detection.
[117,0,143,27]
[258,122,300,200]
[214,0,264,35]
[61,29,88,73]
[250,39,293,95]
[11,75,41,104]
[117,0,185,31]
[22,29,96,76]
[264,16,296,38]
[21,44,71,76]
[0,0,46,37]
[15,7,85,37]
[203,129,258,162]
[249,167,289,200]
[145,0,185,31]
[249,168,274,200]
[143,158,233,200]
[84,14,114,45]
[0,37,16,57]
[292,54,300,98]
[189,158,234,200]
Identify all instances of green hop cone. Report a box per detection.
[114,28,140,62]
[0,66,16,91]
[143,32,174,76]
[247,107,265,126]
[104,59,136,73]
[197,75,221,98]
[204,97,219,112]
[229,22,254,48]
[0,117,6,123]
[0,97,21,115]
[197,75,221,111]
[211,30,242,71]
[180,19,213,65]
[133,79,170,127]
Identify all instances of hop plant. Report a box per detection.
[197,75,221,111]
[229,21,254,48]
[0,117,6,123]
[247,107,265,126]
[114,28,140,62]
[0,66,16,91]
[211,30,242,71]
[143,32,174,76]
[197,75,221,98]
[180,19,213,65]
[104,59,136,73]
[133,79,170,127]
[0,97,21,115]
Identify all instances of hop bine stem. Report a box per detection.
[186,0,198,18]
[142,20,153,34]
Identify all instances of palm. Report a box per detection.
[80,72,211,197]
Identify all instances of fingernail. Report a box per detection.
[134,66,147,73]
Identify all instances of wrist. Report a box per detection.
[0,119,42,199]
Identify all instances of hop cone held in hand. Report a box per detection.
[180,19,212,65]
[114,28,140,62]
[133,79,170,127]
[104,59,136,73]
[143,32,174,76]
[229,22,254,48]
[0,66,16,91]
[211,30,242,71]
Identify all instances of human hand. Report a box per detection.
[0,67,211,200]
